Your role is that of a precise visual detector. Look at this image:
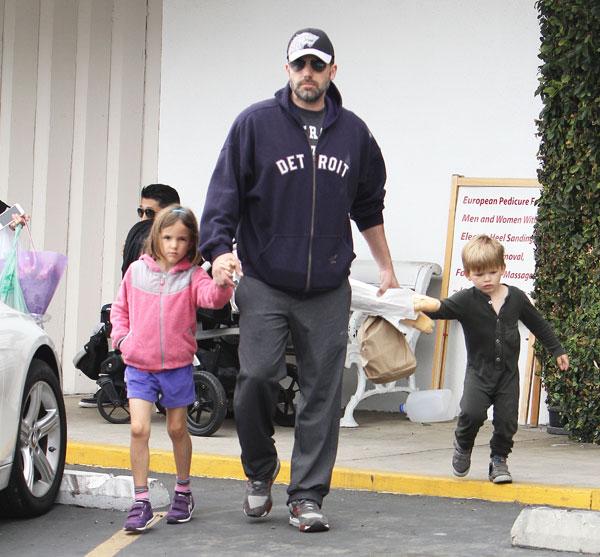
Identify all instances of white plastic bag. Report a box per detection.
[349,278,416,333]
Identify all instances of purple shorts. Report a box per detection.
[125,365,195,409]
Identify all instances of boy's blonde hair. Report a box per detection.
[145,204,201,265]
[461,235,505,273]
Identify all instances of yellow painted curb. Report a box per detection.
[592,489,600,511]
[67,441,597,510]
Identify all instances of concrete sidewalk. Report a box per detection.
[64,395,600,511]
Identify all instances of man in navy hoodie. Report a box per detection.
[200,28,398,533]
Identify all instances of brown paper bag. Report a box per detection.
[358,316,417,384]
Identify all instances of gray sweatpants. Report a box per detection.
[233,275,351,506]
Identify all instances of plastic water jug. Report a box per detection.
[399,389,455,423]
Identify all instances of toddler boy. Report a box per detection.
[414,235,569,483]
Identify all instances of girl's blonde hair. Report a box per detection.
[145,205,201,265]
[461,234,505,273]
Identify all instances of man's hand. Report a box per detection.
[413,294,441,313]
[556,354,569,371]
[360,224,398,296]
[212,253,242,288]
[377,268,400,296]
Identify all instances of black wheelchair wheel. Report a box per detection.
[273,364,299,427]
[97,383,130,424]
[187,370,227,436]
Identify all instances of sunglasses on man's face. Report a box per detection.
[289,58,328,73]
[137,207,156,219]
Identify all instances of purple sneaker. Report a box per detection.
[123,500,153,532]
[166,491,195,524]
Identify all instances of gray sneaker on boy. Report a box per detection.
[489,455,512,483]
[452,439,472,477]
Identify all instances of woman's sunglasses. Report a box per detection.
[137,207,156,219]
[289,58,328,73]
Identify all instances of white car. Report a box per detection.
[0,301,66,517]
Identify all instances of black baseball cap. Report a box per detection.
[287,28,334,64]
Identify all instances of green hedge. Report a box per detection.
[534,0,600,443]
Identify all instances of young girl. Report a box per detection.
[110,205,233,532]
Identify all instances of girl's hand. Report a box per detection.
[212,253,242,288]
[556,354,569,371]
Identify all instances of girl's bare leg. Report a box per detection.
[129,398,154,488]
[166,406,192,480]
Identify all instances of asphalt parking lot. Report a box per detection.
[0,468,582,557]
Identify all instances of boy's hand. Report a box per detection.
[413,294,440,313]
[556,354,569,371]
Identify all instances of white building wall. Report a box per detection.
[0,0,548,416]
[158,1,544,412]
[0,0,162,394]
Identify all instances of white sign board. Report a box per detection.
[448,186,539,295]
[431,177,542,423]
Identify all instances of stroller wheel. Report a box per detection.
[97,384,130,424]
[187,370,227,436]
[155,395,166,415]
[273,364,298,427]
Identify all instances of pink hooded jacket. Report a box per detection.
[110,254,233,371]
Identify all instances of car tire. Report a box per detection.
[0,359,67,517]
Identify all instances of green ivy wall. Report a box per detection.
[534,0,600,443]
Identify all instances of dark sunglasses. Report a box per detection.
[137,207,156,219]
[289,58,328,73]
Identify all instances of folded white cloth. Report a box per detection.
[349,278,416,334]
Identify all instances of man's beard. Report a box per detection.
[291,78,329,104]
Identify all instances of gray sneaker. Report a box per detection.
[243,459,281,518]
[489,455,512,484]
[289,499,330,533]
[452,439,472,477]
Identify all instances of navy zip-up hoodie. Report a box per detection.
[200,82,387,293]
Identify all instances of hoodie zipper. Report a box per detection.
[284,102,332,293]
[305,147,317,292]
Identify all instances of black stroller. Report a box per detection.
[74,304,229,436]
[195,299,299,428]
[74,300,299,436]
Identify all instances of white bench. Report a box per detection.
[340,260,442,427]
